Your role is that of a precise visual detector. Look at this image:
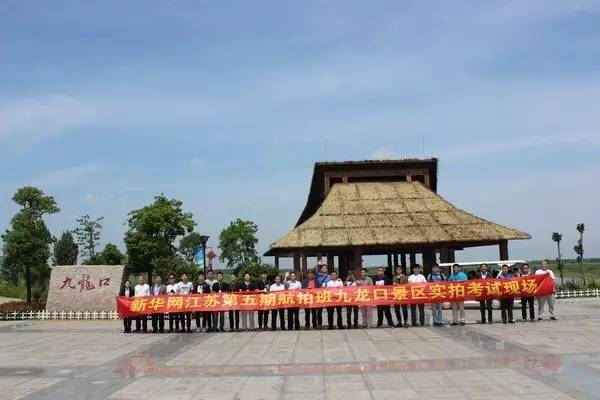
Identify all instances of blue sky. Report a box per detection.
[1,0,599,267]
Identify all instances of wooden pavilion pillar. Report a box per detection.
[327,255,335,269]
[293,251,301,273]
[301,253,308,276]
[386,254,393,277]
[422,249,435,276]
[274,256,280,269]
[400,253,407,270]
[499,240,509,261]
[352,247,363,275]
[393,254,399,269]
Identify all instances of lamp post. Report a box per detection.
[199,235,209,273]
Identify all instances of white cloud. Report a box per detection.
[0,95,96,143]
[190,157,205,165]
[34,164,101,186]
[83,192,115,203]
[370,148,398,160]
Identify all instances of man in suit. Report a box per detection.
[194,272,213,332]
[228,273,240,332]
[301,270,319,329]
[150,275,167,333]
[255,271,271,331]
[374,267,394,328]
[477,263,494,324]
[212,272,229,332]
[239,273,256,331]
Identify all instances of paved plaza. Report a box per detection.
[1,299,600,400]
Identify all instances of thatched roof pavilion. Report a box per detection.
[265,159,530,276]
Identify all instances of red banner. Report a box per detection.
[117,275,554,318]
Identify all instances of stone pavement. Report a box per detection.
[1,299,600,400]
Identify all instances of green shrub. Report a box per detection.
[0,283,27,299]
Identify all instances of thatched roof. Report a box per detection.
[267,182,530,254]
[296,159,438,226]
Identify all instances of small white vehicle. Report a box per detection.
[439,260,527,310]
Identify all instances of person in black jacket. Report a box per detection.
[194,272,212,332]
[476,264,494,324]
[211,272,229,332]
[374,267,394,328]
[255,271,271,331]
[228,273,240,332]
[239,273,256,331]
[301,270,319,329]
[119,280,134,333]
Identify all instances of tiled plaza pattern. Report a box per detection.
[1,299,600,399]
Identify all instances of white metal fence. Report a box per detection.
[555,288,600,299]
[0,310,119,320]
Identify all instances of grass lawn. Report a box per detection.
[548,260,600,282]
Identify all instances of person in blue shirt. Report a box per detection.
[497,264,515,324]
[448,264,468,326]
[313,259,331,329]
[427,264,446,326]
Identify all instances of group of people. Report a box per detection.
[119,259,557,333]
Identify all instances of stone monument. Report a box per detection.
[46,265,126,312]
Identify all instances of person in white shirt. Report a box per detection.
[134,274,150,332]
[326,271,344,329]
[165,274,180,332]
[535,260,557,321]
[177,273,194,332]
[286,272,302,330]
[269,275,287,330]
[345,270,359,329]
[408,264,427,327]
[150,276,166,333]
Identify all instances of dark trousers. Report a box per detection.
[479,299,493,323]
[135,316,147,332]
[410,304,425,326]
[271,309,286,330]
[151,313,164,332]
[501,298,514,323]
[179,312,192,331]
[327,306,343,328]
[195,312,212,331]
[376,305,393,327]
[346,306,359,328]
[213,311,225,331]
[258,310,270,329]
[123,317,132,332]
[287,308,300,330]
[521,296,535,320]
[304,308,318,328]
[316,308,323,327]
[169,313,180,331]
[229,310,239,331]
[394,304,408,326]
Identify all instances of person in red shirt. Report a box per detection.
[302,270,320,329]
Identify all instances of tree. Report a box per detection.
[53,230,78,266]
[218,219,260,275]
[236,261,279,282]
[551,232,564,286]
[1,187,59,302]
[84,243,125,265]
[574,223,586,285]
[74,215,103,261]
[99,243,125,265]
[179,232,205,265]
[125,194,196,279]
